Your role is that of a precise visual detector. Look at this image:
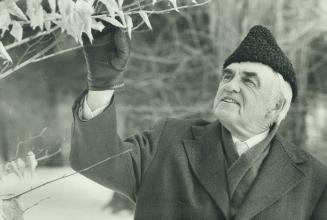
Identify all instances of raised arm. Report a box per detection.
[70,26,166,201]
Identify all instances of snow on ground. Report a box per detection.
[1,167,133,220]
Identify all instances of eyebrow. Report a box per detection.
[222,68,235,75]
[242,71,261,87]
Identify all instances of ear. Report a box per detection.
[266,96,286,121]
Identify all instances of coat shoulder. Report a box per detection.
[154,117,209,146]
[277,134,327,182]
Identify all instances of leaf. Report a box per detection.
[25,151,38,177]
[43,12,61,31]
[47,0,57,13]
[91,18,105,31]
[57,0,95,43]
[58,0,74,17]
[86,0,96,5]
[0,200,6,220]
[4,161,23,178]
[16,158,26,175]
[10,21,23,42]
[98,0,119,18]
[2,199,24,220]
[118,0,124,9]
[168,0,179,12]
[99,16,125,28]
[0,7,11,36]
[6,2,28,21]
[116,10,126,27]
[75,0,94,43]
[26,0,44,30]
[138,10,152,30]
[0,41,12,64]
[57,0,81,42]
[125,14,133,39]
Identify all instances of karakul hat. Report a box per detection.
[223,25,297,102]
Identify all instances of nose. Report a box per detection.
[223,77,241,93]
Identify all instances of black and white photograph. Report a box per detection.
[0,0,327,219]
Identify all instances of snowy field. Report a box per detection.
[1,167,133,220]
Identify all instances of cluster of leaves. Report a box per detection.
[0,125,133,220]
[0,199,24,220]
[0,151,38,181]
[0,128,52,220]
[0,0,207,77]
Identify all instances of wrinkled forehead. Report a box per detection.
[224,62,274,75]
[223,62,278,83]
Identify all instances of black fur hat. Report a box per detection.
[223,25,297,102]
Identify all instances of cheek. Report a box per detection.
[241,91,261,113]
[213,86,223,105]
[242,94,269,119]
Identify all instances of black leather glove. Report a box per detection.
[82,25,130,90]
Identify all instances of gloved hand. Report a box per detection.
[82,25,130,90]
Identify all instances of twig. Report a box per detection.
[31,45,82,63]
[0,38,59,80]
[3,148,132,200]
[23,197,51,213]
[126,0,211,15]
[126,0,166,12]
[123,0,147,10]
[132,20,146,31]
[15,128,48,159]
[16,35,47,66]
[36,148,62,162]
[4,27,60,50]
[0,194,14,198]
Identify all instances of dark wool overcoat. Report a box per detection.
[70,96,327,220]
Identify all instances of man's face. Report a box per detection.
[213,62,280,140]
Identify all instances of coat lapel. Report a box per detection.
[183,121,230,219]
[235,135,307,220]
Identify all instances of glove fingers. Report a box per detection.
[114,29,130,57]
[83,23,115,47]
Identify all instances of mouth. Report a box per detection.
[220,97,240,106]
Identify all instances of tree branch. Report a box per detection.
[3,149,132,201]
[31,45,82,63]
[4,27,60,51]
[13,128,48,161]
[36,148,62,162]
[0,35,64,80]
[127,0,211,15]
[23,197,51,213]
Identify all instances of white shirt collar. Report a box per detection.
[232,130,269,149]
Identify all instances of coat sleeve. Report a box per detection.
[69,93,167,202]
[311,185,327,220]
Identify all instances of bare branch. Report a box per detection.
[23,197,51,213]
[3,149,132,201]
[0,36,63,80]
[14,128,48,161]
[127,0,211,15]
[36,148,62,162]
[5,27,60,51]
[31,45,82,63]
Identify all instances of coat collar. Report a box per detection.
[234,134,308,220]
[183,120,308,220]
[183,120,230,219]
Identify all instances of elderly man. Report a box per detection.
[70,25,327,220]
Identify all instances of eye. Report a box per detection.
[243,78,256,86]
[222,73,233,81]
